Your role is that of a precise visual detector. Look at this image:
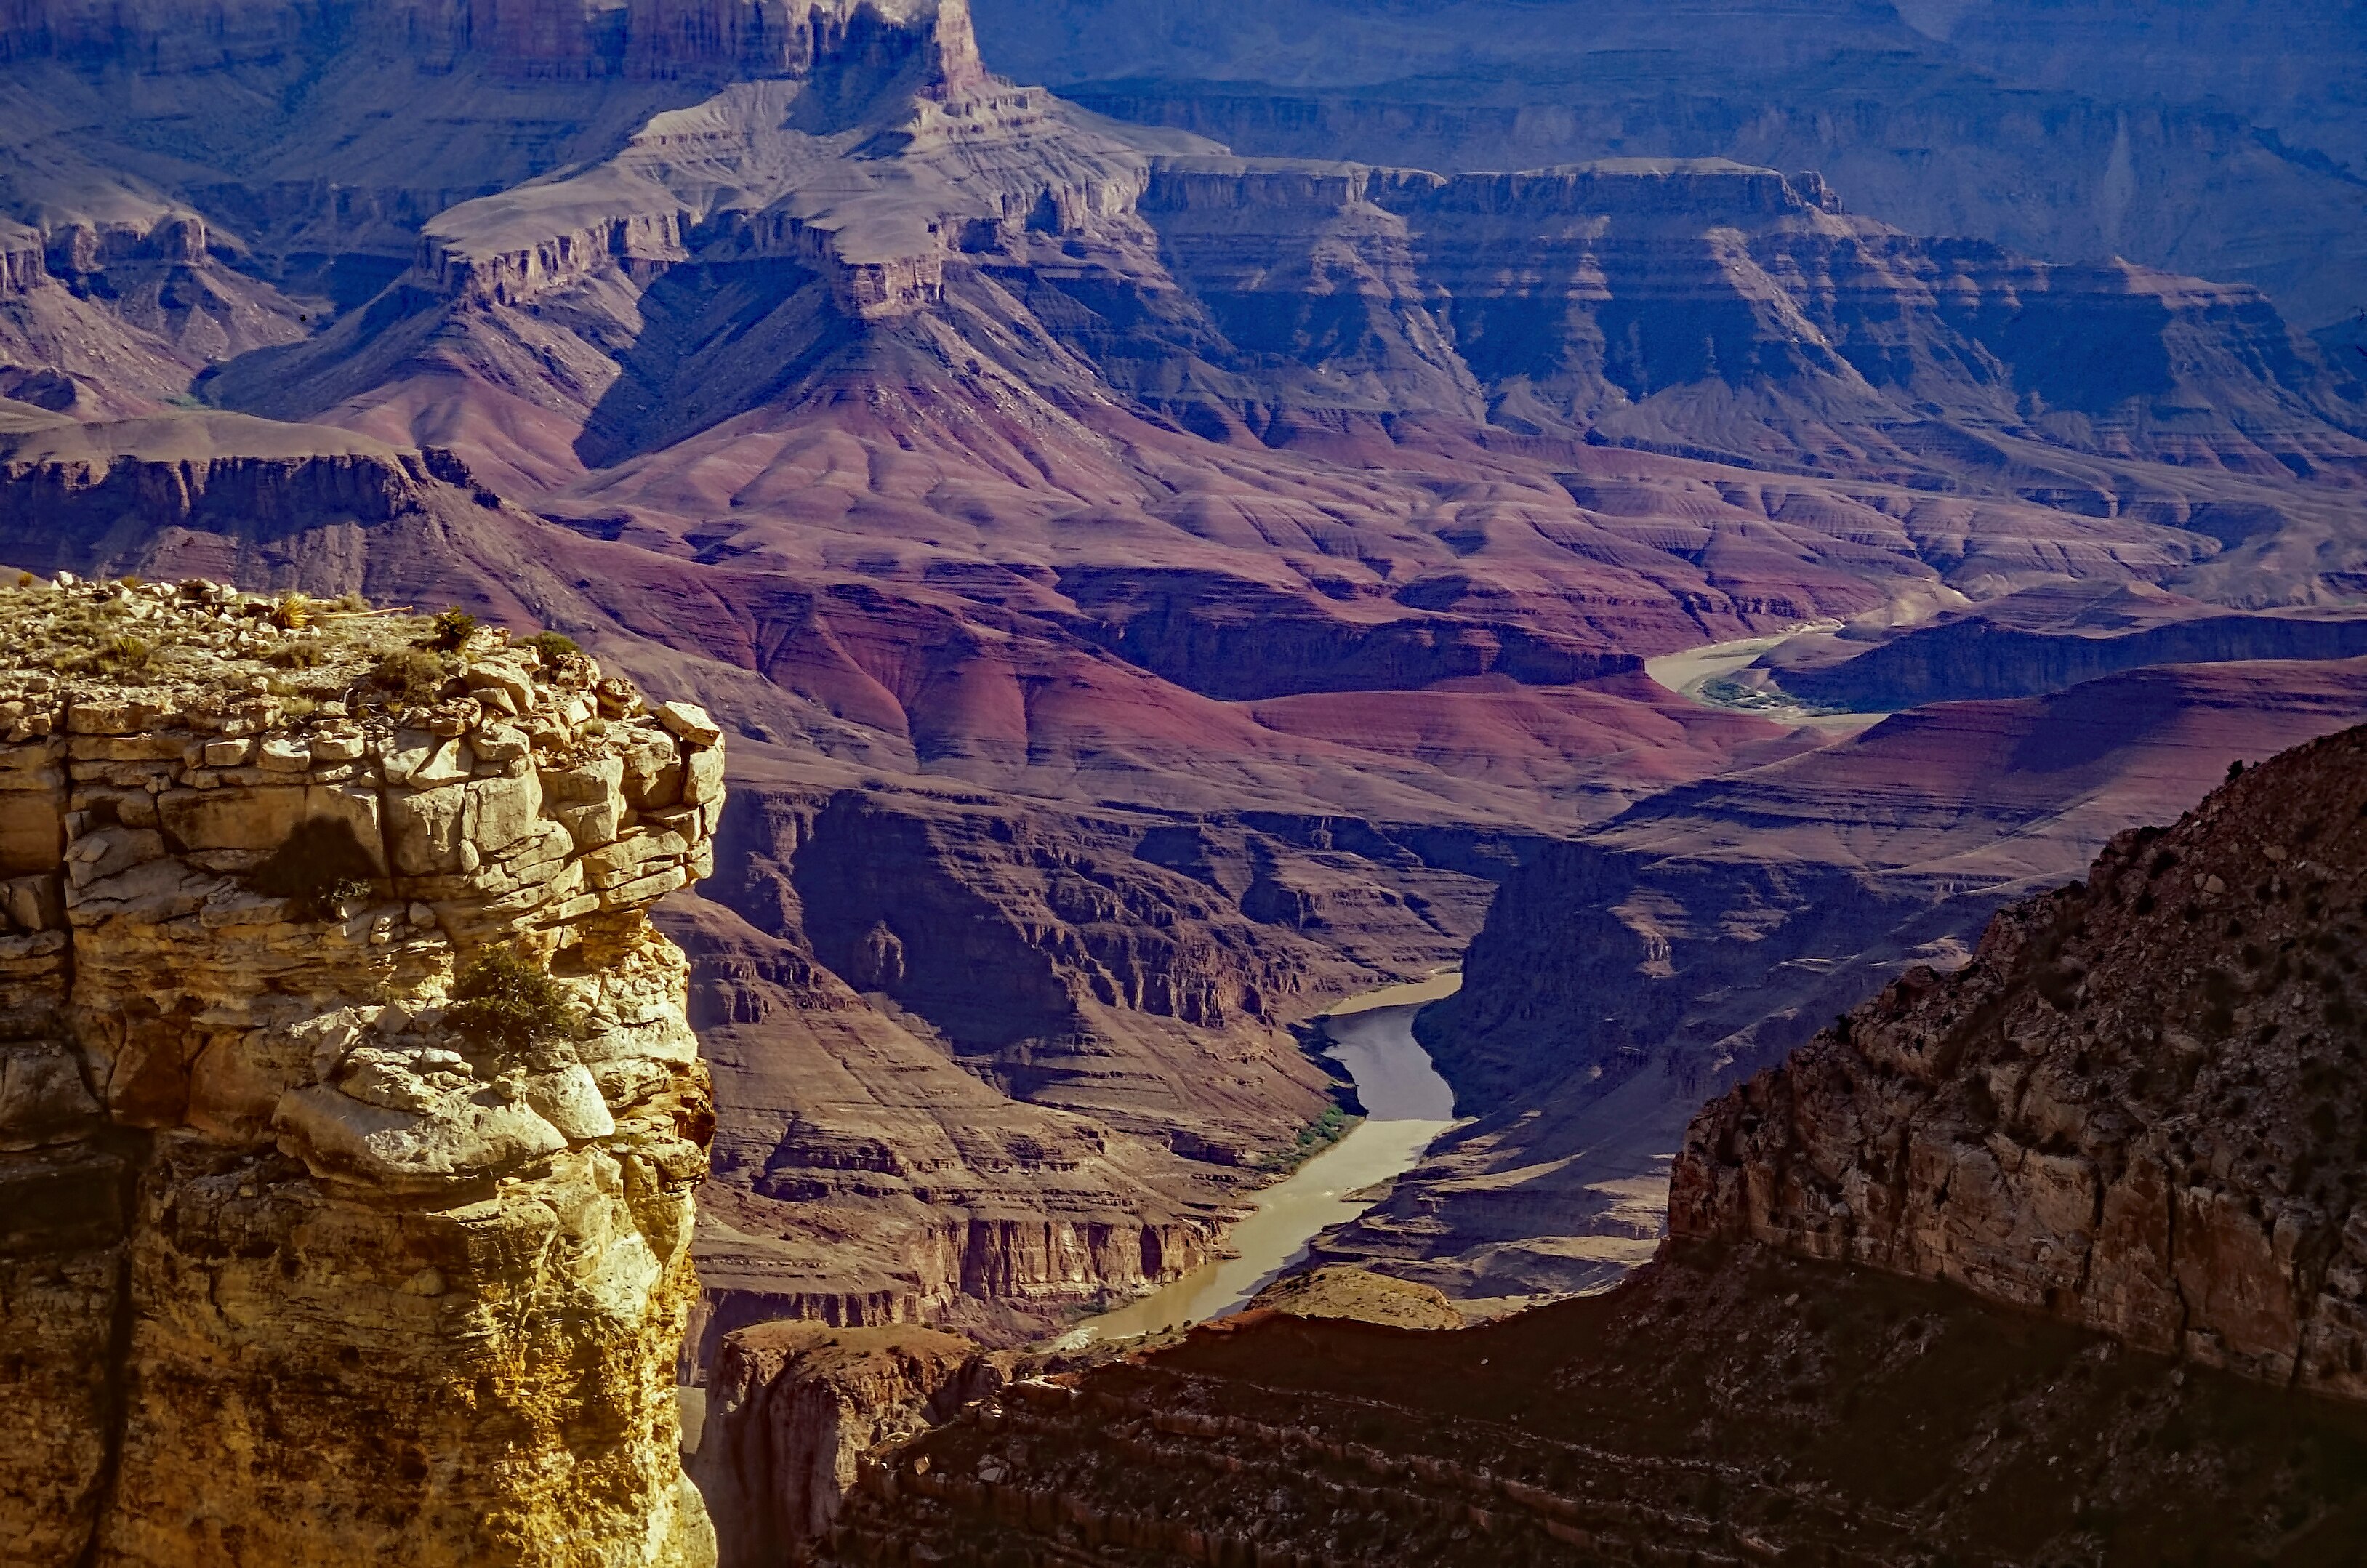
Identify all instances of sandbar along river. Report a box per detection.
[1053,972,1461,1348]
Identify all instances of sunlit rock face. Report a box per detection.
[0,573,721,1567]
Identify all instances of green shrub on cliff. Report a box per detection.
[369,648,451,705]
[447,948,582,1050]
[524,630,580,664]
[423,606,478,651]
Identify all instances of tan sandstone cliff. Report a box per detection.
[0,572,722,1566]
[1673,723,2367,1394]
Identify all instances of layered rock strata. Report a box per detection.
[0,572,722,1565]
[676,786,1513,1351]
[1674,723,2367,1394]
[1326,656,2367,1304]
[1770,606,2367,711]
[812,726,2367,1567]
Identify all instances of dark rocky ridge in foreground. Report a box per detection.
[822,1244,2367,1564]
[1676,723,2367,1394]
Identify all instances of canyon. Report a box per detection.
[816,720,2367,1565]
[0,0,2363,1418]
[973,0,2367,334]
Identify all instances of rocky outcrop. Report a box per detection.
[692,1322,1008,1564]
[1673,723,2367,1394]
[1245,1264,1463,1330]
[0,572,722,1565]
[0,416,498,549]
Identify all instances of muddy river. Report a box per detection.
[1053,972,1461,1348]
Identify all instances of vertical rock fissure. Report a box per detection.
[68,1133,146,1568]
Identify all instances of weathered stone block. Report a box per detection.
[386,785,472,877]
[658,701,723,748]
[683,746,725,807]
[545,755,626,850]
[2,873,65,930]
[620,731,683,811]
[158,784,388,877]
[466,768,545,858]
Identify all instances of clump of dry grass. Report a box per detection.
[369,648,453,707]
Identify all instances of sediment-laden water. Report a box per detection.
[1054,973,1461,1347]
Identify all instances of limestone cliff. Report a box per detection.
[1673,723,2367,1393]
[0,572,723,1566]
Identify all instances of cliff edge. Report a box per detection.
[1674,723,2367,1394]
[0,572,723,1565]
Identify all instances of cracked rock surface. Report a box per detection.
[0,573,722,1567]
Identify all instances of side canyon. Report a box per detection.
[819,723,2367,1566]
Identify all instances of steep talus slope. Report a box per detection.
[0,575,722,1564]
[1327,659,2367,1304]
[1676,722,2367,1391]
[816,724,2367,1567]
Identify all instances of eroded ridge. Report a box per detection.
[0,573,723,1567]
[1675,723,2367,1394]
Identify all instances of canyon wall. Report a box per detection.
[2,0,2365,1358]
[0,0,982,82]
[675,783,1512,1349]
[811,725,2367,1568]
[0,574,720,1565]
[691,1322,1007,1565]
[1775,609,2367,711]
[1674,723,2367,1393]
